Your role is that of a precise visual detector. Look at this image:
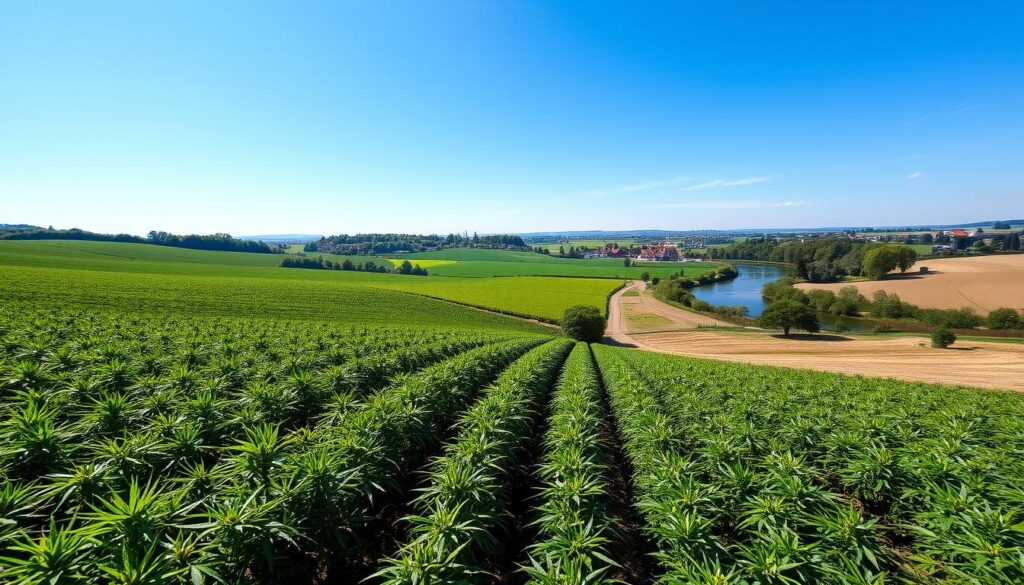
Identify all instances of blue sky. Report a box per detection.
[2,1,1022,235]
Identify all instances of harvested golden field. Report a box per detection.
[796,254,1024,314]
[628,329,1024,392]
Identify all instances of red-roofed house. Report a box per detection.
[948,229,970,251]
[606,243,627,257]
[637,245,679,261]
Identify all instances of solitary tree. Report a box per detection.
[931,327,957,348]
[758,300,820,336]
[561,305,606,343]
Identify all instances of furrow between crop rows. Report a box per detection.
[520,343,620,584]
[374,339,574,583]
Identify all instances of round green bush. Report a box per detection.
[931,327,957,348]
[561,305,606,343]
[986,307,1023,330]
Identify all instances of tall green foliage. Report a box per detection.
[561,305,606,342]
[861,245,917,279]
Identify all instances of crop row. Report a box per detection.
[0,308,543,583]
[5,305,1024,583]
[596,345,887,583]
[606,345,1024,583]
[522,343,618,584]
[375,339,574,582]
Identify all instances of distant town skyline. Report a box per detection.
[3,2,1022,235]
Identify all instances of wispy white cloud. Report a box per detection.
[587,175,693,197]
[683,177,769,191]
[906,171,923,180]
[588,175,768,198]
[772,200,818,207]
[620,176,692,192]
[724,177,771,187]
[645,200,820,210]
[684,179,725,191]
[904,102,979,128]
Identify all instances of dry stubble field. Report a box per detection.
[795,253,1024,314]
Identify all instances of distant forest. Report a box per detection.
[0,227,280,254]
[282,255,428,275]
[305,232,528,255]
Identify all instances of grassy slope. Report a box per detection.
[0,264,552,333]
[0,240,617,324]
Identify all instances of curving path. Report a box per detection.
[606,281,729,343]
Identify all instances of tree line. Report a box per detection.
[145,231,279,253]
[705,237,918,282]
[305,232,529,255]
[0,227,280,254]
[281,256,428,275]
[763,277,1023,331]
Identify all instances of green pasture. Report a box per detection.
[0,240,621,325]
[0,264,554,333]
[396,248,718,279]
[530,238,641,253]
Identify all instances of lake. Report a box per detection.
[691,262,789,317]
[691,261,873,332]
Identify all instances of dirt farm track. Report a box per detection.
[795,253,1024,314]
[606,282,1024,392]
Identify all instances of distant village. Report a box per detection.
[853,227,1020,254]
[548,223,1022,261]
[581,243,684,261]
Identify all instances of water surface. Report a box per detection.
[691,262,873,332]
[691,262,789,317]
